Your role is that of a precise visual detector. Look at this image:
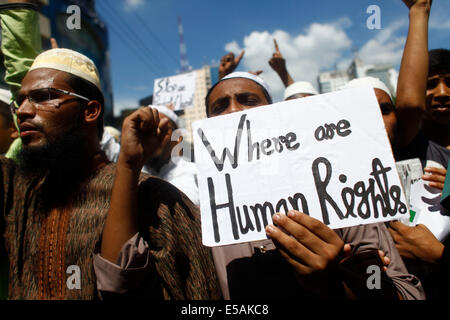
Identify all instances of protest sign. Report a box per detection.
[153,71,197,111]
[193,86,408,247]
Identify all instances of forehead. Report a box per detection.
[20,68,73,93]
[209,78,266,101]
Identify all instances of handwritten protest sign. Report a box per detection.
[153,71,197,111]
[193,86,408,247]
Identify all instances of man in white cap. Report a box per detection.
[284,81,319,101]
[0,47,220,300]
[344,77,397,146]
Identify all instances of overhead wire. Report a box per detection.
[100,1,172,76]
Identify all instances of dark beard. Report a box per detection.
[18,124,91,209]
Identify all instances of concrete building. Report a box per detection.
[318,57,398,97]
[318,70,350,94]
[178,65,213,144]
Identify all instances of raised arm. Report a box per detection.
[268,39,294,88]
[0,0,42,99]
[395,0,432,147]
[100,107,170,262]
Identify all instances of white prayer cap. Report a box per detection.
[0,88,12,105]
[344,77,393,101]
[29,48,101,91]
[149,105,178,125]
[283,81,318,100]
[222,72,272,100]
[104,126,121,142]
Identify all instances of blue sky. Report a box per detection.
[94,0,450,116]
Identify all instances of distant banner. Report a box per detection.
[153,71,197,111]
[193,86,408,247]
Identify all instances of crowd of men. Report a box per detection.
[0,0,449,300]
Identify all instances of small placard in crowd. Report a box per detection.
[153,71,197,110]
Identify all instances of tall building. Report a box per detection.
[178,65,213,144]
[318,57,398,97]
[0,0,114,124]
[318,70,350,94]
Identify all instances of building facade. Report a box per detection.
[318,57,398,97]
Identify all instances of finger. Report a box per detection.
[422,174,446,183]
[424,167,447,176]
[273,38,280,53]
[378,250,390,267]
[389,221,408,233]
[266,224,316,268]
[139,107,156,134]
[427,181,445,190]
[139,107,158,135]
[287,211,341,244]
[235,50,245,64]
[343,244,352,257]
[50,37,59,49]
[272,213,325,254]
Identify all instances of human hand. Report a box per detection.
[422,167,447,190]
[402,0,432,10]
[266,211,344,296]
[342,244,390,272]
[268,39,287,75]
[119,106,170,171]
[219,51,245,80]
[389,221,444,264]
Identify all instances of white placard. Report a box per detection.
[153,71,197,111]
[193,87,408,247]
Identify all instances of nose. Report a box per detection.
[16,98,37,121]
[434,80,450,103]
[228,98,245,114]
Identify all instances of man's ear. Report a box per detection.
[84,100,102,124]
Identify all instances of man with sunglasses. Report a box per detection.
[0,48,221,300]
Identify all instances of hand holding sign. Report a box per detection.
[389,221,444,264]
[422,167,447,191]
[266,210,344,296]
[119,106,170,171]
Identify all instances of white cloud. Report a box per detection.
[224,19,353,101]
[223,17,415,101]
[123,0,145,11]
[358,20,408,66]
